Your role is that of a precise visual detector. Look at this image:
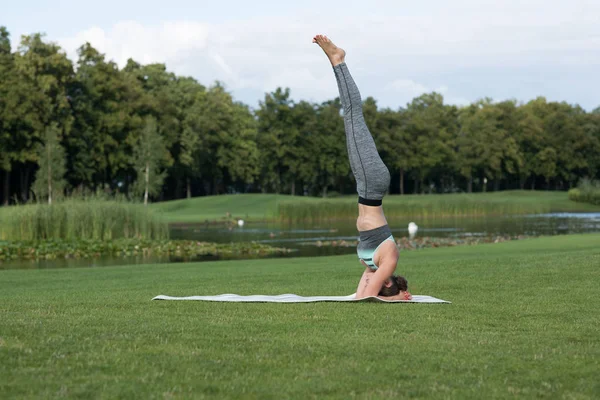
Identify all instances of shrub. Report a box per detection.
[568,179,600,205]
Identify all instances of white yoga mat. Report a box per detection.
[152,293,450,303]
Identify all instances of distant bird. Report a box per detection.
[408,222,418,239]
[237,219,245,227]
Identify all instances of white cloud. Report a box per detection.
[60,21,209,67]
[53,0,600,109]
[385,79,469,107]
[388,80,430,98]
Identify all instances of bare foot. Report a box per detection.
[312,34,345,67]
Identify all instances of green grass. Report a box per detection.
[151,193,309,223]
[0,198,169,241]
[1,234,599,399]
[153,191,600,223]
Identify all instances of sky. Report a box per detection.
[3,0,599,110]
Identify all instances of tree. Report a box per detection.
[132,117,168,205]
[4,26,600,198]
[32,124,68,204]
[514,99,547,189]
[547,103,597,188]
[455,104,484,193]
[216,102,260,189]
[582,109,600,180]
[291,100,320,195]
[404,93,454,193]
[68,43,146,192]
[456,100,521,192]
[255,88,295,193]
[169,76,205,198]
[0,26,14,204]
[532,147,557,189]
[377,108,413,194]
[492,100,523,191]
[312,99,348,197]
[13,34,74,201]
[183,83,259,195]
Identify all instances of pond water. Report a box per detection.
[3,213,600,269]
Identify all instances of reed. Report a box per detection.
[0,197,169,241]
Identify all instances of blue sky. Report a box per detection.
[4,0,599,110]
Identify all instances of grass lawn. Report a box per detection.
[151,191,600,223]
[1,234,599,399]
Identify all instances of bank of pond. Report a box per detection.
[1,191,599,268]
[0,239,291,263]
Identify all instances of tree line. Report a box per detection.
[1,27,599,205]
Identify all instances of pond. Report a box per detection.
[3,212,599,269]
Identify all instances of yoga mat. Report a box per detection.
[152,293,450,303]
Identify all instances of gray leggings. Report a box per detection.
[333,62,390,206]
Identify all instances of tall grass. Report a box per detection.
[568,178,600,205]
[277,192,552,222]
[0,197,169,241]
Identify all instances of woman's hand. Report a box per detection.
[379,291,412,301]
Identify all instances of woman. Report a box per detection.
[313,34,412,301]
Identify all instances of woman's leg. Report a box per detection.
[313,35,390,205]
[332,62,390,205]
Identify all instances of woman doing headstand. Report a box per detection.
[313,34,412,301]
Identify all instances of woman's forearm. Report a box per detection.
[379,292,412,301]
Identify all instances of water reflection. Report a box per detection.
[170,212,600,244]
[3,213,599,269]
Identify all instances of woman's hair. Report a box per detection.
[378,275,408,297]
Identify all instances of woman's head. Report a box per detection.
[378,275,408,297]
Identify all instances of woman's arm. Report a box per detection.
[355,269,412,300]
[355,267,374,299]
[355,246,410,299]
[355,258,397,299]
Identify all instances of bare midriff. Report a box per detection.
[356,204,388,231]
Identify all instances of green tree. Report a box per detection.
[514,99,546,189]
[582,109,600,180]
[125,61,190,199]
[491,100,523,191]
[404,93,454,193]
[132,116,168,205]
[312,99,348,197]
[532,147,557,189]
[32,124,68,204]
[291,100,320,195]
[170,76,205,198]
[377,108,414,194]
[13,34,74,200]
[457,100,521,192]
[68,44,146,192]
[255,88,295,193]
[217,102,260,188]
[543,102,583,188]
[455,104,484,193]
[183,83,259,194]
[0,26,15,204]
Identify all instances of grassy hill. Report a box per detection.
[152,191,600,223]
